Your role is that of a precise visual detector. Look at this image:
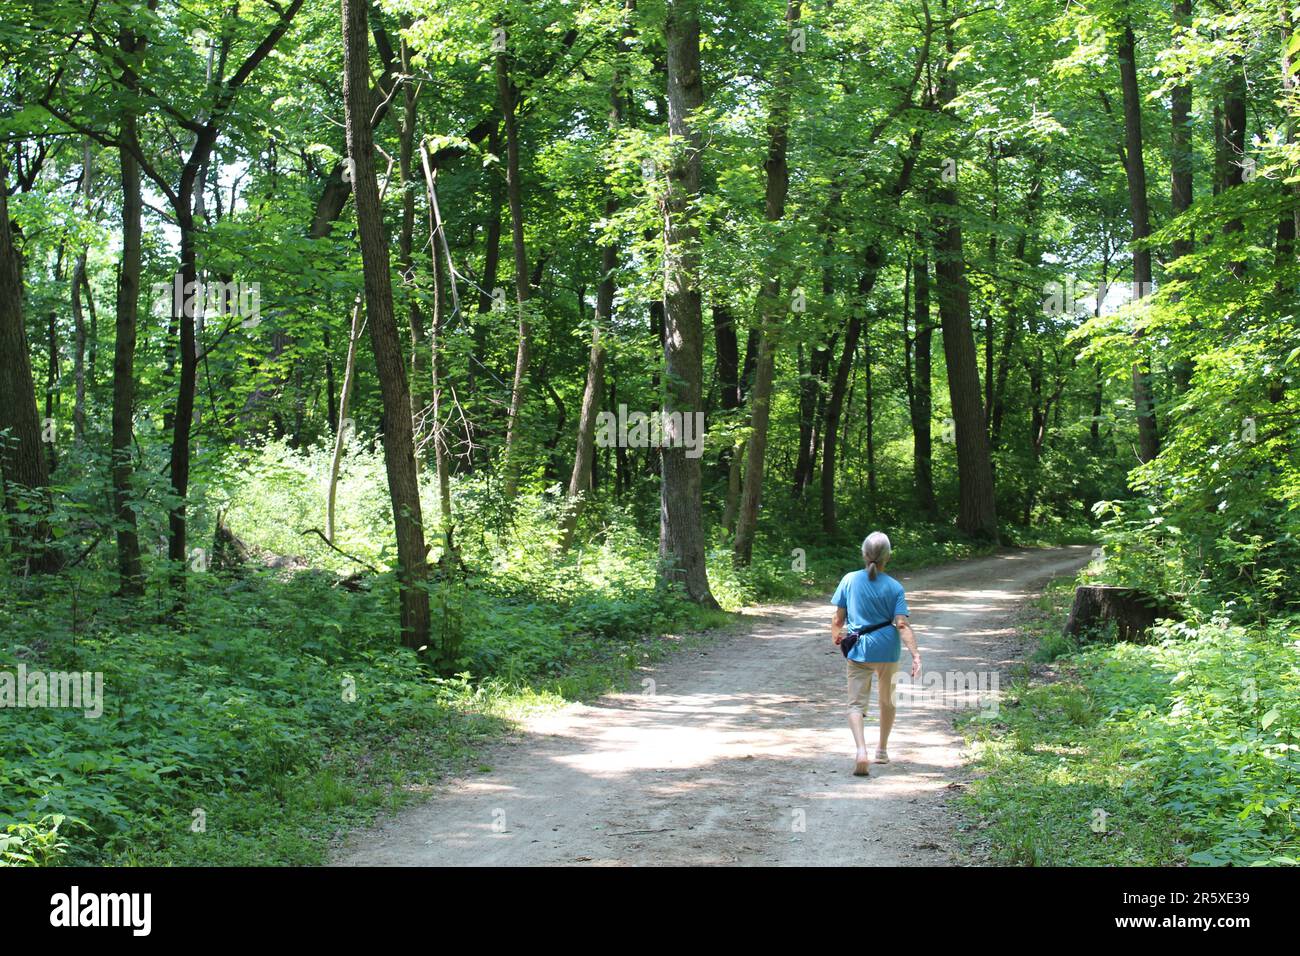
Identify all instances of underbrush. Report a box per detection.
[0,567,513,865]
[959,578,1300,866]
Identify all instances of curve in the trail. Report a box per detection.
[333,545,1092,866]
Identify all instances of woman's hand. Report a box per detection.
[910,651,922,679]
[831,610,847,646]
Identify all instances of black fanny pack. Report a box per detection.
[840,619,893,658]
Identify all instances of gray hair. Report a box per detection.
[861,532,892,580]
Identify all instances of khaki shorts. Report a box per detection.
[847,659,898,716]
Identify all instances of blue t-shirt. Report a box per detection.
[830,570,909,663]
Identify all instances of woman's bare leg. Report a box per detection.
[849,710,868,755]
[874,662,898,754]
[847,664,873,774]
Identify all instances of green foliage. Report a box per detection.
[0,815,72,867]
[961,581,1300,866]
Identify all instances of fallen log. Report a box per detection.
[1063,585,1178,644]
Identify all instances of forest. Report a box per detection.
[0,0,1296,868]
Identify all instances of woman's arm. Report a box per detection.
[831,606,847,645]
[897,615,921,678]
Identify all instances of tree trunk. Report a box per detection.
[721,439,744,532]
[342,0,431,648]
[562,217,615,550]
[714,301,744,531]
[983,139,999,430]
[329,146,401,542]
[83,267,98,392]
[1090,359,1105,450]
[397,26,426,443]
[929,27,999,541]
[0,171,58,572]
[468,128,503,470]
[159,0,302,599]
[419,147,461,565]
[1116,22,1160,463]
[793,340,831,496]
[819,131,920,533]
[498,35,531,498]
[1220,60,1248,275]
[1281,5,1300,273]
[733,0,800,568]
[1169,0,1194,280]
[1089,253,1111,457]
[793,188,842,497]
[714,302,740,412]
[909,246,936,516]
[71,140,92,444]
[863,311,876,496]
[562,11,631,549]
[45,304,59,476]
[660,0,718,606]
[326,298,363,544]
[821,261,874,535]
[165,216,199,594]
[1024,325,1046,524]
[932,186,998,539]
[734,329,776,565]
[989,175,1042,450]
[822,245,890,534]
[112,81,144,593]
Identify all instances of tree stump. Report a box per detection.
[1063,586,1177,644]
[211,511,252,575]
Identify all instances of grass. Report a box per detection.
[956,577,1300,866]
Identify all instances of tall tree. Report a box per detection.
[561,3,634,550]
[931,17,998,538]
[498,18,532,499]
[110,6,150,594]
[1168,0,1195,391]
[659,0,717,606]
[341,0,431,648]
[1115,19,1160,463]
[734,0,801,567]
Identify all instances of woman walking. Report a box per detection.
[830,532,921,776]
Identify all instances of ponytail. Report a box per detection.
[861,532,892,581]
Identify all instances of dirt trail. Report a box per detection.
[333,546,1091,866]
